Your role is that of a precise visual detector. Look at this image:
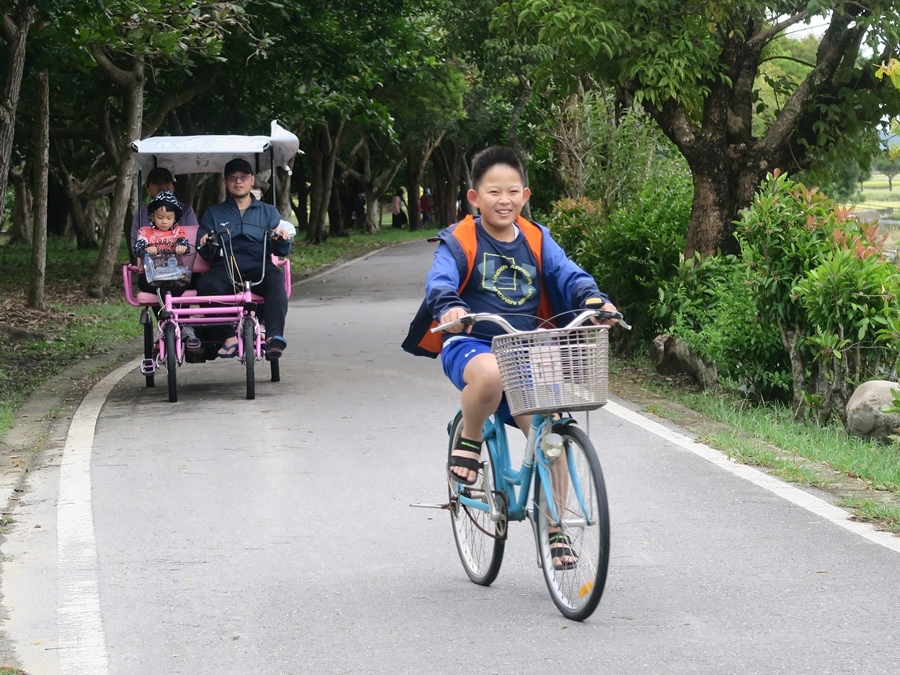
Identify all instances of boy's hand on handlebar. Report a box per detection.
[585,298,619,326]
[439,307,472,334]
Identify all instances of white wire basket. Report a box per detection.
[492,325,609,416]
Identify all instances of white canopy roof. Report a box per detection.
[130,120,300,176]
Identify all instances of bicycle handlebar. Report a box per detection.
[431,309,632,334]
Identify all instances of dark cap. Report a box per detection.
[147,190,183,222]
[146,167,176,185]
[224,158,253,176]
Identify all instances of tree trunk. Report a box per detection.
[433,141,467,228]
[328,177,347,237]
[686,162,740,256]
[406,132,446,232]
[291,155,309,233]
[28,69,49,310]
[89,52,144,297]
[7,165,31,245]
[507,78,533,221]
[306,121,343,244]
[341,135,405,234]
[0,6,38,224]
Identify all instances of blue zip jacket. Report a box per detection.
[402,216,609,357]
[197,195,291,270]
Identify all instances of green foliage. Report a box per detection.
[739,171,900,420]
[547,162,691,342]
[737,171,842,330]
[656,254,791,399]
[531,92,676,212]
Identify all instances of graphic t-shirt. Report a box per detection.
[459,224,542,340]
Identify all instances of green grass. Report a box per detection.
[661,388,900,490]
[837,497,900,533]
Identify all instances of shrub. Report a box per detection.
[738,170,900,424]
[656,254,791,400]
[547,164,691,349]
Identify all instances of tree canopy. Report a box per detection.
[2,0,900,298]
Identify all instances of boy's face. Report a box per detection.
[467,164,531,239]
[151,207,177,231]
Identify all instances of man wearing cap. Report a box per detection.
[196,158,293,359]
[129,167,198,251]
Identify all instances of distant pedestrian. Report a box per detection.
[392,188,408,229]
[420,188,432,226]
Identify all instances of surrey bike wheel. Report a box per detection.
[447,412,505,586]
[243,320,256,400]
[534,423,610,621]
[164,322,178,403]
[142,313,155,388]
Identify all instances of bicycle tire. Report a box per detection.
[243,320,255,400]
[164,322,177,403]
[447,411,505,586]
[534,423,609,621]
[143,319,155,388]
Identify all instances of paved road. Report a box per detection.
[3,240,899,674]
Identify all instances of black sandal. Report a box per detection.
[448,438,482,486]
[549,532,579,570]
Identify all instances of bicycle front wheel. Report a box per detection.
[447,412,505,586]
[534,424,609,621]
[164,322,177,403]
[243,320,255,400]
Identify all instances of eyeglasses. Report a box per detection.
[226,173,252,183]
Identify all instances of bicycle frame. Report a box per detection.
[456,411,590,531]
[152,283,263,367]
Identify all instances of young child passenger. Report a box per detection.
[402,146,618,568]
[133,190,199,350]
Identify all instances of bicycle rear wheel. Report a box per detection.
[534,423,609,621]
[142,315,155,388]
[164,322,177,403]
[447,412,505,586]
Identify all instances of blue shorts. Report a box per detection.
[440,337,514,422]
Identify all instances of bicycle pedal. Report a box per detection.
[139,359,156,375]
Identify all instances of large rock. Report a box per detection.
[650,334,684,375]
[846,380,900,443]
[674,339,718,390]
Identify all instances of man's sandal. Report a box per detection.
[549,532,579,570]
[447,438,482,486]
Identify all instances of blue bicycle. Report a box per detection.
[434,309,628,621]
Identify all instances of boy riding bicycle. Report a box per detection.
[402,146,618,568]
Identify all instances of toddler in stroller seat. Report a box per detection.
[133,190,201,351]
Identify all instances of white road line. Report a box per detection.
[57,360,137,674]
[604,400,900,554]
